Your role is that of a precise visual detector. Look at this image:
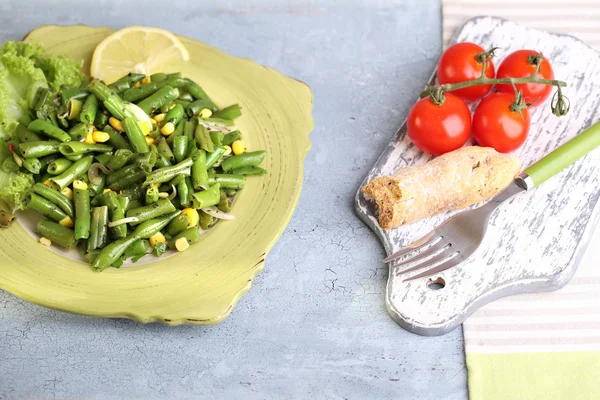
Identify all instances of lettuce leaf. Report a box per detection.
[0,41,86,213]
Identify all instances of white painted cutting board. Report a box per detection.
[355,16,600,336]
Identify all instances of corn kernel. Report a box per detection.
[92,131,110,143]
[84,131,96,144]
[61,187,73,200]
[232,140,246,155]
[12,153,22,167]
[132,81,141,88]
[168,103,176,110]
[182,208,199,227]
[199,108,212,119]
[222,145,232,156]
[109,117,123,132]
[141,76,151,85]
[138,121,151,136]
[153,113,166,123]
[73,180,88,190]
[149,232,166,247]
[160,122,175,136]
[43,180,52,187]
[103,188,113,194]
[59,215,74,228]
[145,136,155,146]
[39,237,51,248]
[175,237,190,252]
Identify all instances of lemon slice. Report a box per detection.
[91,26,190,84]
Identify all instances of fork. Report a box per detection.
[384,120,600,281]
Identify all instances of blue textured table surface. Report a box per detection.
[0,0,467,398]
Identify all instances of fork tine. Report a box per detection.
[394,248,453,276]
[391,240,449,269]
[383,232,440,263]
[402,254,462,282]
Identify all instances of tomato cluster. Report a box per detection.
[407,43,555,155]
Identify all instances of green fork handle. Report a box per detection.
[523,121,600,188]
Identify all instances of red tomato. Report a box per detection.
[437,42,495,102]
[496,50,555,106]
[472,92,530,153]
[407,93,471,155]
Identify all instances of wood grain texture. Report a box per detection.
[355,16,600,336]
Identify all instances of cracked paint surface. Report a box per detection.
[0,0,467,399]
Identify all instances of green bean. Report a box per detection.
[167,117,189,145]
[205,147,226,168]
[57,116,70,130]
[80,94,98,125]
[65,154,83,162]
[185,78,210,100]
[222,130,242,146]
[209,131,223,147]
[37,219,77,249]
[122,239,150,262]
[39,154,59,169]
[27,193,68,222]
[66,98,83,120]
[145,184,160,205]
[107,165,147,191]
[33,183,75,218]
[88,206,108,251]
[126,199,176,225]
[230,166,267,175]
[136,85,179,115]
[173,135,189,163]
[122,117,149,153]
[194,124,214,153]
[59,142,113,156]
[103,191,127,239]
[144,158,193,187]
[122,77,186,102]
[16,124,42,143]
[191,183,221,209]
[107,149,133,170]
[191,150,208,190]
[103,125,132,150]
[217,195,231,212]
[130,150,157,172]
[22,158,41,174]
[159,103,171,113]
[199,211,213,230]
[108,80,130,94]
[88,173,106,197]
[165,213,190,236]
[20,140,61,158]
[94,111,109,129]
[152,241,168,257]
[150,72,167,82]
[221,151,265,172]
[165,104,184,126]
[92,211,180,271]
[167,72,182,79]
[94,153,112,166]
[213,104,242,120]
[155,153,172,168]
[208,174,246,189]
[61,88,89,104]
[178,177,191,207]
[28,119,71,142]
[49,155,94,190]
[155,137,175,163]
[74,187,91,240]
[178,90,193,102]
[225,188,237,197]
[168,227,200,249]
[187,98,218,116]
[88,80,132,120]
[108,73,145,92]
[170,174,185,186]
[120,186,145,202]
[68,123,90,142]
[118,194,131,213]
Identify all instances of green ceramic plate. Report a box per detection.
[0,25,313,325]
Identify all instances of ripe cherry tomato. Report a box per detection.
[496,50,555,106]
[472,92,530,153]
[407,93,471,155]
[437,42,495,102]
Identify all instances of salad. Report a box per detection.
[0,41,266,272]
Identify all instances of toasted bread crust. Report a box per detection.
[362,147,521,229]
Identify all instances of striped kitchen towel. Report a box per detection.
[442,1,600,399]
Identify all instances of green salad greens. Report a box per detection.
[0,41,86,212]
